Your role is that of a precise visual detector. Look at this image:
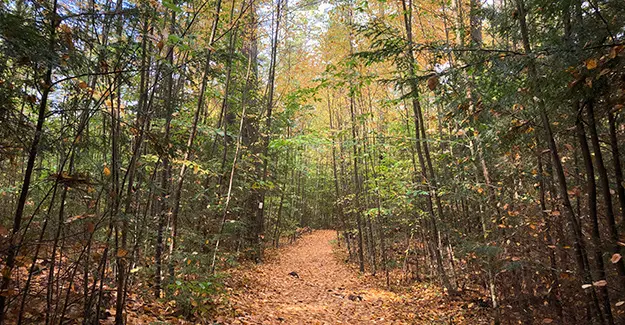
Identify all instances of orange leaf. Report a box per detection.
[86,222,95,234]
[612,253,622,264]
[585,58,598,70]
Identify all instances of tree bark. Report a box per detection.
[576,107,613,325]
[0,0,58,320]
[400,0,455,295]
[586,101,625,289]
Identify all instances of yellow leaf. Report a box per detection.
[103,166,111,177]
[1,267,11,279]
[585,58,598,70]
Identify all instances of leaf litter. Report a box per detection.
[216,230,489,324]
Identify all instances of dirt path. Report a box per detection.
[221,230,487,324]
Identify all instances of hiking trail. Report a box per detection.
[219,230,487,324]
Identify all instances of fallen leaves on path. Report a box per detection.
[218,230,489,324]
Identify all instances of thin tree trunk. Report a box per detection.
[400,0,455,295]
[253,0,282,262]
[576,107,613,325]
[168,0,224,281]
[608,112,625,232]
[586,101,625,289]
[537,142,565,323]
[211,36,255,274]
[515,0,593,302]
[155,8,176,298]
[515,1,607,322]
[0,0,58,320]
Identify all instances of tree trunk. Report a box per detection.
[586,101,625,289]
[576,106,613,325]
[252,0,282,262]
[155,8,176,298]
[608,112,625,232]
[0,0,58,320]
[400,0,455,295]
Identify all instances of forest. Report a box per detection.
[1,0,625,323]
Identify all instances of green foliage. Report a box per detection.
[167,274,226,319]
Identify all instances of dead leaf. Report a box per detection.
[86,222,95,233]
[427,76,439,91]
[593,280,607,287]
[65,214,95,224]
[610,45,624,59]
[611,253,621,264]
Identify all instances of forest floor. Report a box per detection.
[215,230,489,324]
